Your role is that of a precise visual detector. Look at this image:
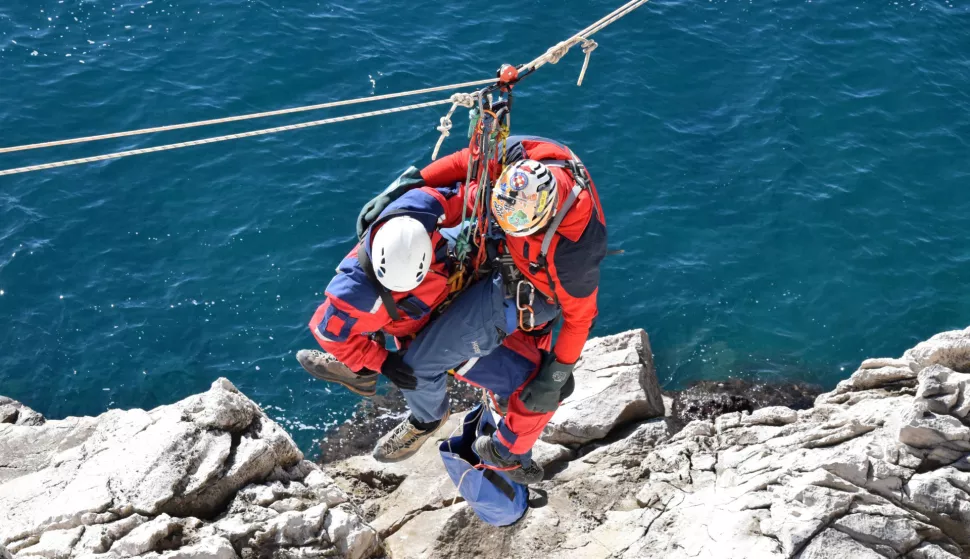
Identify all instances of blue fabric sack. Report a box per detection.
[438,404,529,526]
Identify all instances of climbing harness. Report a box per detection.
[0,0,650,177]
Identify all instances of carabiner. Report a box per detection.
[516,281,536,332]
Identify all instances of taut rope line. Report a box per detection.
[0,0,650,177]
[0,99,455,177]
[0,79,496,155]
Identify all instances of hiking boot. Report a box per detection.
[296,349,378,397]
[373,409,451,463]
[473,435,545,485]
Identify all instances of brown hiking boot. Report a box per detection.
[372,409,451,463]
[296,349,379,397]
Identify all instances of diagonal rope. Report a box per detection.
[0,99,454,177]
[0,0,651,177]
[0,78,496,155]
[519,0,649,72]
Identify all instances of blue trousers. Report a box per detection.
[401,270,559,424]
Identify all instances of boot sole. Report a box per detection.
[298,357,379,397]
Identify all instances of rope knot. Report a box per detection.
[437,115,453,136]
[546,41,571,65]
[449,92,477,108]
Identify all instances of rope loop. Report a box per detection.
[437,114,454,135]
[578,38,599,86]
[432,101,463,160]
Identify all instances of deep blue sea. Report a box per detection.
[1,0,968,453]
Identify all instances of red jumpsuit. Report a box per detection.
[420,136,607,365]
[413,136,607,455]
[309,185,464,372]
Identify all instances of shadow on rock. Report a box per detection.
[316,377,482,465]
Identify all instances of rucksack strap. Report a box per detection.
[528,155,599,310]
[356,244,402,322]
[538,183,583,261]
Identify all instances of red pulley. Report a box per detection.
[498,63,519,85]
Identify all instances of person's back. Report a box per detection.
[299,182,465,395]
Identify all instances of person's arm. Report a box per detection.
[550,286,599,365]
[420,148,472,187]
[382,185,466,230]
[421,148,504,190]
[309,290,389,373]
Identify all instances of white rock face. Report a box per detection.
[542,329,665,445]
[8,327,970,559]
[0,397,45,427]
[329,327,970,559]
[0,379,378,559]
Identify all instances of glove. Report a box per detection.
[520,354,575,413]
[380,351,418,391]
[356,166,425,239]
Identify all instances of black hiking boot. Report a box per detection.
[296,349,379,397]
[472,435,545,485]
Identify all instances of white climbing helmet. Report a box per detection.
[370,216,433,292]
[491,159,558,237]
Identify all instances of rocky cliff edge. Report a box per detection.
[4,326,970,559]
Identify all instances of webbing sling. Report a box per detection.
[356,244,402,322]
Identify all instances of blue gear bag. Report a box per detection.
[438,404,529,526]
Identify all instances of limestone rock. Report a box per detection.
[531,440,575,468]
[741,406,797,426]
[324,505,379,559]
[383,504,466,559]
[9,327,970,559]
[75,514,149,555]
[111,514,184,557]
[905,327,970,372]
[251,504,328,548]
[542,329,664,445]
[17,527,84,559]
[908,543,963,559]
[340,327,970,559]
[154,536,237,559]
[796,528,884,559]
[0,379,375,559]
[0,396,45,426]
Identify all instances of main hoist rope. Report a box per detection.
[0,79,497,156]
[0,99,456,177]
